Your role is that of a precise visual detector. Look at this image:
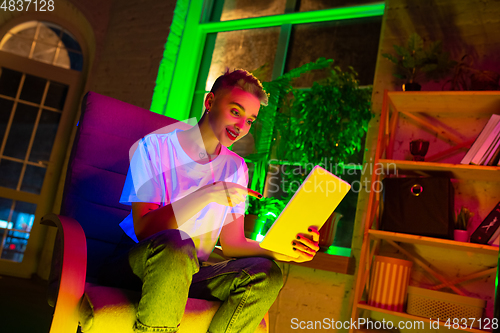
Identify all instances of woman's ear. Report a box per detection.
[204,92,215,112]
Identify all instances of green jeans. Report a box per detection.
[100,229,283,332]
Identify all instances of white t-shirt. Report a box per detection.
[119,129,248,261]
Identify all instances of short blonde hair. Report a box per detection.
[210,68,268,106]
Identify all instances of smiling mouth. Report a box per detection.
[226,128,239,140]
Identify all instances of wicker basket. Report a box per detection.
[407,286,485,327]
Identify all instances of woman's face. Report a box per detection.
[205,87,261,147]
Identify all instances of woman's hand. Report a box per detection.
[198,181,262,207]
[291,226,320,262]
[271,227,320,263]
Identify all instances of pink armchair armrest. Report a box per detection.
[41,213,87,333]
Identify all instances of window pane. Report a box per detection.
[298,0,383,12]
[20,74,47,104]
[0,98,14,141]
[44,81,68,110]
[54,48,83,71]
[68,51,84,71]
[0,34,32,57]
[0,67,22,98]
[12,22,37,39]
[0,21,83,71]
[220,0,286,21]
[61,31,82,52]
[54,48,70,69]
[0,197,13,223]
[3,103,39,159]
[32,42,57,65]
[285,16,382,87]
[1,229,28,262]
[0,160,22,189]
[21,165,46,194]
[206,27,281,91]
[1,201,36,262]
[37,23,61,46]
[11,201,36,230]
[29,109,61,163]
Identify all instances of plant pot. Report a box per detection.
[244,214,259,239]
[402,82,421,91]
[453,229,469,242]
[319,212,342,251]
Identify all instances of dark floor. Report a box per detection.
[0,274,53,333]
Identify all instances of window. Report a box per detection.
[0,20,81,264]
[152,0,384,252]
[0,20,83,71]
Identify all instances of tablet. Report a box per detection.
[259,165,351,258]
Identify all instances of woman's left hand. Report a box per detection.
[271,227,320,263]
[291,226,320,263]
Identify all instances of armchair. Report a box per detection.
[41,91,269,333]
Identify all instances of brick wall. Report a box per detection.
[88,0,177,110]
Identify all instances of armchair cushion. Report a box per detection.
[80,283,268,333]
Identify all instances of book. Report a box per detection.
[486,141,500,166]
[488,225,500,246]
[483,132,500,165]
[470,201,500,244]
[461,114,500,165]
[471,120,500,165]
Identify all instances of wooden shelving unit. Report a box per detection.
[369,230,498,256]
[349,91,500,333]
[379,159,500,181]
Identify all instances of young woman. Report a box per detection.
[106,69,319,333]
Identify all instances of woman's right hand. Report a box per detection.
[199,181,261,207]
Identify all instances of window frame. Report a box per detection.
[151,0,385,120]
[0,16,87,277]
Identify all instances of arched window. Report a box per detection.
[0,20,83,71]
[0,20,83,267]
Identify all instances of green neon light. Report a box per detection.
[325,246,351,257]
[150,0,191,115]
[201,2,385,33]
[151,1,385,121]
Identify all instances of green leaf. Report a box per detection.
[393,45,410,59]
[407,33,424,52]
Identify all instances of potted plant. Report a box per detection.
[443,55,500,91]
[382,33,455,91]
[244,58,333,240]
[244,59,372,247]
[244,58,334,198]
[454,206,474,242]
[245,196,286,240]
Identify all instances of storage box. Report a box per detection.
[407,286,485,327]
[380,177,454,239]
[368,256,412,312]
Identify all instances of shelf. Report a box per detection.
[350,91,500,333]
[387,91,500,114]
[379,159,500,181]
[357,303,491,333]
[369,230,499,256]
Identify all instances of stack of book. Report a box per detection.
[461,114,500,165]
